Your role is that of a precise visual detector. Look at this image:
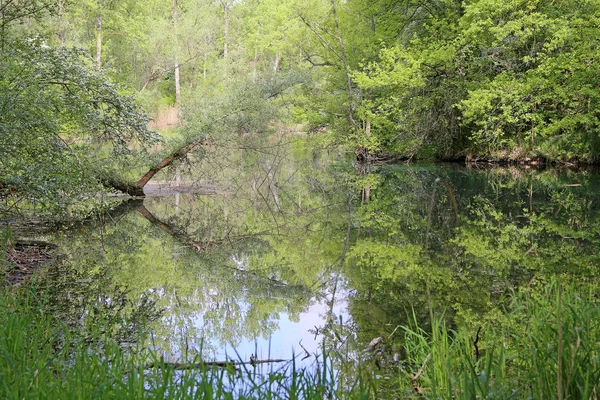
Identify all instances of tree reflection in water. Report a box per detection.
[37,144,600,369]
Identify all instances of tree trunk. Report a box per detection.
[95,8,102,68]
[173,0,181,105]
[330,0,355,126]
[253,47,258,82]
[273,52,280,74]
[99,175,145,197]
[222,1,229,58]
[97,139,208,197]
[137,139,207,187]
[57,0,65,46]
[1,0,4,53]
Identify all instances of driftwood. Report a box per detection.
[3,240,59,285]
[411,353,431,394]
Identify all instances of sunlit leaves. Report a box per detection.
[457,0,600,156]
[345,0,600,159]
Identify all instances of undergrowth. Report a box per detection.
[392,276,600,399]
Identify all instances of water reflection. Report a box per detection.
[344,164,600,355]
[36,145,600,368]
[42,142,350,363]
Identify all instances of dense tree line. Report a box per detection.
[351,0,600,162]
[1,0,599,208]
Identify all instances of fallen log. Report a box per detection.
[100,138,211,197]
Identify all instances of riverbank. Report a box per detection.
[358,145,600,169]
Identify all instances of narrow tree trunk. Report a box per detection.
[222,1,229,58]
[0,0,3,49]
[330,0,355,126]
[57,0,66,46]
[273,52,280,74]
[267,163,280,211]
[174,56,181,104]
[95,9,102,68]
[253,47,258,82]
[173,0,181,105]
[0,0,3,54]
[365,88,372,136]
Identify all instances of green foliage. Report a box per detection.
[394,277,600,399]
[0,38,157,208]
[181,71,308,145]
[457,0,600,158]
[346,0,600,159]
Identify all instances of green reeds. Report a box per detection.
[397,276,600,399]
[2,276,598,399]
[512,278,600,400]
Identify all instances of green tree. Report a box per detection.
[348,0,600,160]
[457,0,600,159]
[0,38,157,207]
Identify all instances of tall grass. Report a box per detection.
[2,276,598,399]
[395,276,600,399]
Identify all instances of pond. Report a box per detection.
[32,141,600,372]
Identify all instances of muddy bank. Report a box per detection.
[2,240,59,285]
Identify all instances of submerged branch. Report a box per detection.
[145,358,289,370]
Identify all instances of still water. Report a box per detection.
[38,143,600,366]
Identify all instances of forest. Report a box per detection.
[1,0,599,206]
[2,0,600,399]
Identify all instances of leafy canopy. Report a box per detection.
[0,38,158,206]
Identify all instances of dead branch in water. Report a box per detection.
[3,240,59,285]
[145,358,289,370]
